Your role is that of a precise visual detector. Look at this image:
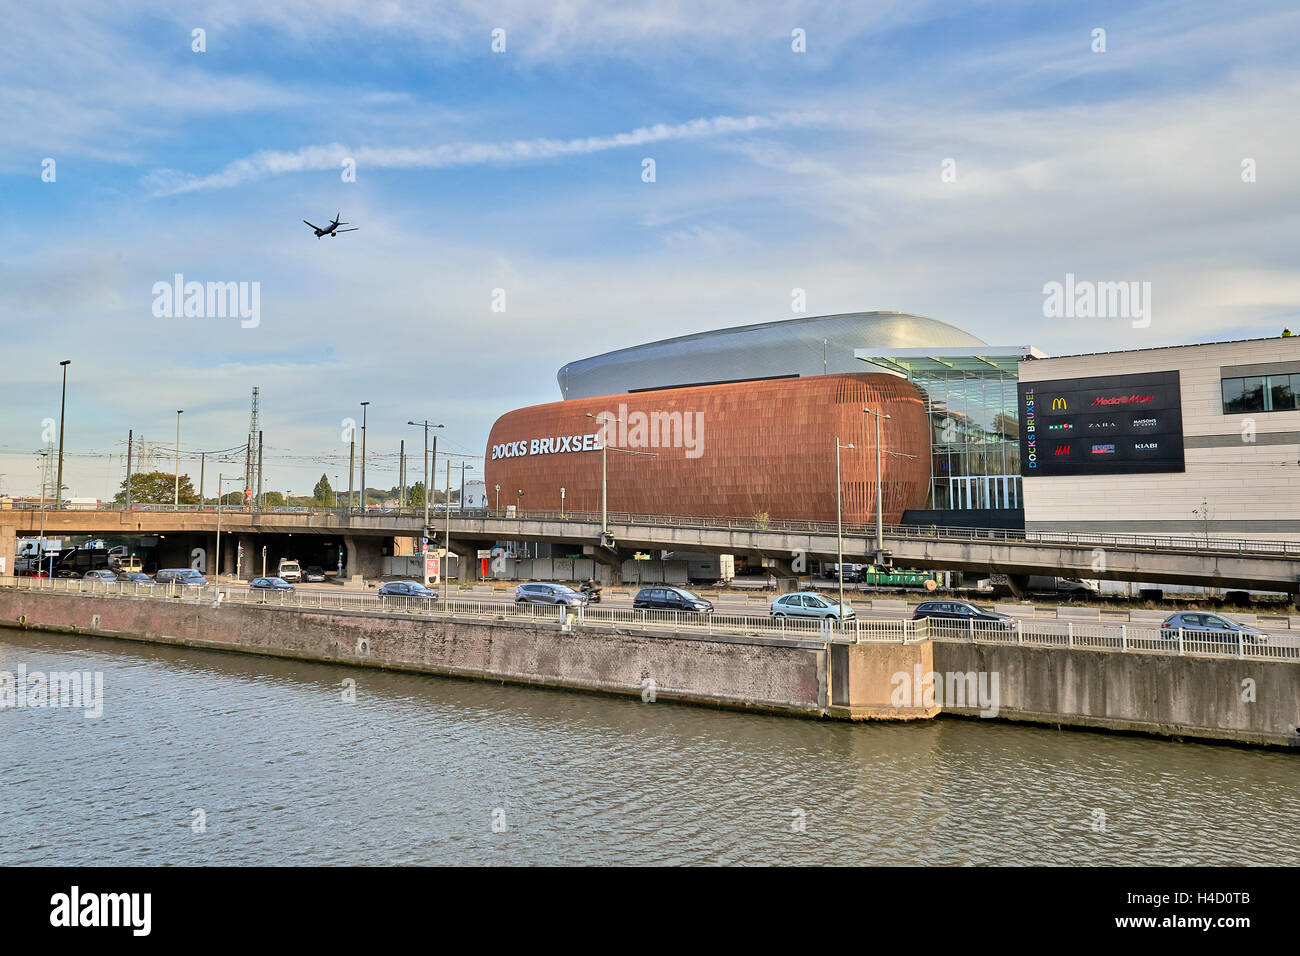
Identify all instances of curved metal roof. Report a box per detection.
[556,311,987,399]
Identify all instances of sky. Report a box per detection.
[2,0,1298,499]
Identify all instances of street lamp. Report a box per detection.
[586,412,622,545]
[835,437,855,613]
[359,402,370,513]
[174,409,183,507]
[55,360,70,509]
[408,420,444,586]
[215,474,242,584]
[862,407,892,561]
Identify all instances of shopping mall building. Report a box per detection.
[485,312,1300,543]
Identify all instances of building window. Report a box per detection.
[1222,373,1300,414]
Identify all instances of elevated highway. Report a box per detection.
[3,506,1299,593]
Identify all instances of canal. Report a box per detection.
[2,628,1297,866]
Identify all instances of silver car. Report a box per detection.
[1161,612,1267,645]
[771,592,855,620]
[514,583,588,607]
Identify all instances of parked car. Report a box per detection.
[1161,612,1267,645]
[514,582,588,607]
[154,568,209,588]
[83,569,120,582]
[912,600,1014,628]
[303,566,327,582]
[250,577,295,591]
[632,586,714,613]
[771,592,855,620]
[116,572,156,587]
[378,581,438,601]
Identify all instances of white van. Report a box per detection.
[277,559,302,583]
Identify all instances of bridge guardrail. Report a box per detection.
[7,502,1300,557]
[2,576,1295,663]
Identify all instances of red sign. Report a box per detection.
[1090,394,1154,406]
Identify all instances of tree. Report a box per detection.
[313,474,335,506]
[114,471,198,505]
[408,481,425,509]
[260,491,285,507]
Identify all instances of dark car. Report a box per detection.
[633,586,714,614]
[155,568,209,588]
[303,566,327,582]
[1161,612,1267,646]
[250,576,295,591]
[379,580,439,601]
[514,583,588,607]
[912,600,1014,628]
[117,571,156,587]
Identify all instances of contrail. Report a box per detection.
[143,110,838,195]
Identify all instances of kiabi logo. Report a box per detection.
[152,274,260,328]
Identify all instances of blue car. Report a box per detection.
[250,577,295,591]
[771,592,855,620]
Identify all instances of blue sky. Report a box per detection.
[2,0,1298,498]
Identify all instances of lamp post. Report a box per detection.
[494,484,500,512]
[359,402,369,513]
[408,420,444,586]
[835,437,855,613]
[174,409,183,507]
[37,451,49,578]
[862,407,892,560]
[215,474,241,584]
[55,360,70,509]
[585,412,624,546]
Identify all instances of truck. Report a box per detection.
[51,546,112,578]
[461,479,489,510]
[277,558,302,583]
[666,552,735,584]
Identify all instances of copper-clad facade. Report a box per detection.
[484,374,930,524]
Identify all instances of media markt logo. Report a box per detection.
[1091,393,1154,406]
[1091,443,1116,455]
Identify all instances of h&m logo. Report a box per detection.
[1054,445,1071,456]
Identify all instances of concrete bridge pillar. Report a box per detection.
[1,524,15,576]
[583,544,626,585]
[344,535,385,581]
[446,539,481,581]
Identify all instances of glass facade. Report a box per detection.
[856,349,1037,511]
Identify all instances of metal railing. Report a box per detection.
[8,501,1300,557]
[2,576,1295,662]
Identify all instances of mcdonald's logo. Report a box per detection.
[1051,397,1068,410]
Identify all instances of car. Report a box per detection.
[83,569,120,582]
[154,568,209,588]
[771,592,855,620]
[378,581,438,600]
[912,600,1015,628]
[302,566,327,582]
[632,586,714,613]
[514,582,588,607]
[249,577,295,591]
[1161,612,1267,646]
[116,572,155,587]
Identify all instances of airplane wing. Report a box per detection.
[335,227,359,233]
[303,220,321,230]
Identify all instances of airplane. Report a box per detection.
[302,213,359,238]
